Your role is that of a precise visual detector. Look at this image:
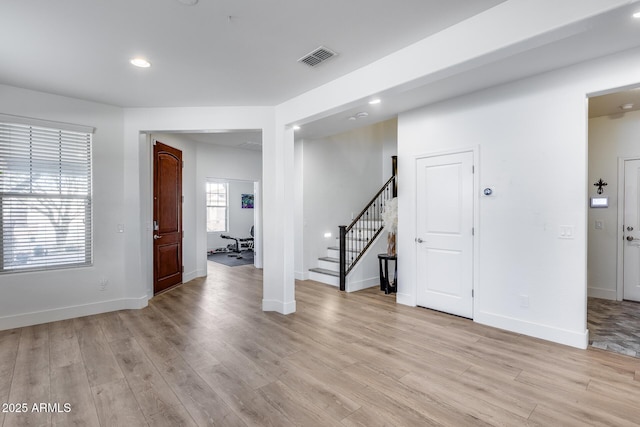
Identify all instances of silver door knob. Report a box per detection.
[628,226,634,231]
[627,236,634,242]
[154,235,162,240]
[415,237,424,243]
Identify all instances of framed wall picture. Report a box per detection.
[241,194,254,209]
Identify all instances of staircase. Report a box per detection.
[308,219,383,287]
[308,247,341,287]
[308,156,397,291]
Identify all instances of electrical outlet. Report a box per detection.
[595,220,603,230]
[99,277,108,291]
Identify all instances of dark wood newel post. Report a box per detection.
[392,155,397,197]
[339,225,347,291]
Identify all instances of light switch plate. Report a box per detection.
[559,225,574,239]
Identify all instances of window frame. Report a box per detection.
[0,114,94,274]
[206,181,228,233]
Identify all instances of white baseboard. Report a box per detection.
[184,269,206,283]
[396,292,416,307]
[346,277,379,293]
[587,287,616,300]
[262,299,296,315]
[475,310,588,349]
[0,296,149,331]
[295,271,309,281]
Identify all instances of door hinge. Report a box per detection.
[182,230,184,238]
[182,195,184,203]
[472,165,475,173]
[182,266,184,273]
[472,227,475,236]
[472,289,474,298]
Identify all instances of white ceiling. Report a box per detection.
[0,0,506,108]
[295,4,640,139]
[589,87,640,118]
[4,1,640,145]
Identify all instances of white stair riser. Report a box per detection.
[308,271,339,287]
[318,259,339,271]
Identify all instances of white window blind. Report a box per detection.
[0,117,93,273]
[206,181,228,233]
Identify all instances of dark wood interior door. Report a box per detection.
[153,141,183,294]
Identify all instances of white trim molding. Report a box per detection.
[262,299,296,315]
[0,296,148,331]
[475,310,589,349]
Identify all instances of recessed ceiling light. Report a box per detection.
[369,99,381,105]
[355,112,369,119]
[293,125,301,130]
[130,58,151,68]
[633,11,640,18]
[620,103,634,110]
[176,0,198,5]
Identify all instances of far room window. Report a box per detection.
[0,115,94,273]
[206,181,227,233]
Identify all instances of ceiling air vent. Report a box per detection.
[298,46,337,68]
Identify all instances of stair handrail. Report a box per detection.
[339,174,395,291]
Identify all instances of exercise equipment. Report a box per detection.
[220,226,254,259]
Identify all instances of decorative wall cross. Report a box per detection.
[594,178,608,195]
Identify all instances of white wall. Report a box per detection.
[587,109,640,300]
[294,140,305,279]
[398,46,640,349]
[381,121,399,182]
[0,85,142,330]
[298,119,397,278]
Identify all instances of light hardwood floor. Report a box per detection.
[2,263,640,426]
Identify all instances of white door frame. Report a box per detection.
[413,146,479,317]
[616,156,640,301]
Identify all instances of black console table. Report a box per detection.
[378,253,397,294]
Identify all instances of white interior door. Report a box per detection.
[623,159,640,301]
[416,151,474,318]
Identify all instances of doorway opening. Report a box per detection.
[587,86,640,358]
[205,178,259,270]
[146,130,263,296]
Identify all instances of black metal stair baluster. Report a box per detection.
[339,225,346,291]
[339,172,396,289]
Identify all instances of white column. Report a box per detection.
[262,123,296,314]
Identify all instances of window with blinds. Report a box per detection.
[206,181,228,233]
[0,116,93,273]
